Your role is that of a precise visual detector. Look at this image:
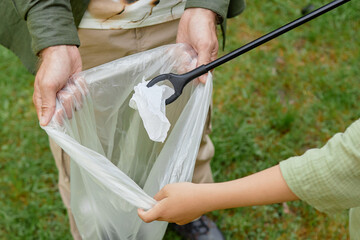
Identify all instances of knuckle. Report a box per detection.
[41,81,57,90]
[198,41,213,51]
[198,38,217,50]
[58,91,72,103]
[41,99,54,108]
[162,185,171,194]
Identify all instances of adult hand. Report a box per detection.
[138,182,209,225]
[33,45,82,126]
[177,8,218,83]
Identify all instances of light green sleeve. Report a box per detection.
[350,207,360,239]
[280,118,360,214]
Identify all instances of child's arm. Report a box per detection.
[138,165,299,225]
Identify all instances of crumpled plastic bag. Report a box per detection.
[42,44,212,240]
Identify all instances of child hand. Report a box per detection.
[138,182,208,225]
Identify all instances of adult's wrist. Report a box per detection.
[39,45,79,62]
[183,8,217,24]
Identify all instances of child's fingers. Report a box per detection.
[153,186,169,201]
[137,207,160,223]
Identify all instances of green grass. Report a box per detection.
[0,43,71,238]
[0,0,359,239]
[209,0,359,239]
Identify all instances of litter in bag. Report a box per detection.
[129,79,174,142]
[42,44,213,240]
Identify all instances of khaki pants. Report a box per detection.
[50,19,214,240]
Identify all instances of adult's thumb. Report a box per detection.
[40,90,57,126]
[196,51,211,84]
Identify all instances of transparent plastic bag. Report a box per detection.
[42,44,213,240]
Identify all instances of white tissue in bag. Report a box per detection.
[129,80,174,142]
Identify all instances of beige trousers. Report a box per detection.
[49,19,214,240]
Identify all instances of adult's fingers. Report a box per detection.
[33,82,42,121]
[39,81,58,126]
[69,81,84,110]
[75,76,89,96]
[53,108,64,126]
[35,45,83,126]
[196,48,212,83]
[57,90,74,119]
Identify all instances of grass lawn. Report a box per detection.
[1,0,359,239]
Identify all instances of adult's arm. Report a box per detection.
[176,8,218,83]
[12,0,83,125]
[178,0,244,82]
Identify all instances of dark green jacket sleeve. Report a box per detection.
[185,0,245,22]
[0,0,88,73]
[1,0,242,74]
[11,0,80,55]
[0,1,38,74]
